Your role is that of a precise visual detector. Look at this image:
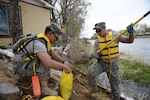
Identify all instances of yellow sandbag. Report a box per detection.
[60,70,73,100]
[42,96,64,100]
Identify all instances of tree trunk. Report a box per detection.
[9,0,22,43]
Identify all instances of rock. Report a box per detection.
[97,72,110,89]
[0,49,14,63]
[0,82,19,94]
[0,49,14,58]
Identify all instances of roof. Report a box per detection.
[21,0,54,9]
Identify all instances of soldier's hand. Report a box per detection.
[127,24,134,34]
[90,52,100,60]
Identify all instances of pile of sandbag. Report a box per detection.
[0,54,20,99]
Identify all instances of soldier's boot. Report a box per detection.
[86,76,98,94]
[87,83,98,94]
[41,81,58,96]
[85,81,98,99]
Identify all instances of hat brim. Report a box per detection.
[54,33,61,39]
[93,27,102,30]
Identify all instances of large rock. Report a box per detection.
[0,82,21,100]
[0,82,19,94]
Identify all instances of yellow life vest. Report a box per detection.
[16,33,51,61]
[97,32,120,59]
[36,33,51,52]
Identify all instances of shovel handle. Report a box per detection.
[144,11,150,17]
[132,10,150,26]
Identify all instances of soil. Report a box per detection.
[0,61,113,100]
[70,70,112,100]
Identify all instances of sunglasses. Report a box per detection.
[96,29,101,33]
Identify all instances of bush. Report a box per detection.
[66,38,93,65]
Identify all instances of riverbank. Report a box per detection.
[135,35,150,38]
[119,58,150,100]
[119,58,150,85]
[75,57,150,86]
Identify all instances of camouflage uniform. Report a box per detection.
[87,33,128,100]
[13,22,63,81]
[13,39,50,81]
[87,59,120,100]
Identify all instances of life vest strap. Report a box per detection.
[102,45,118,50]
[100,52,119,56]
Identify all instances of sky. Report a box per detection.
[80,0,150,38]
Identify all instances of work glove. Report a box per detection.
[127,24,134,34]
[89,52,100,60]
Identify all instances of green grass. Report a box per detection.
[135,35,150,38]
[119,58,150,85]
[73,58,150,85]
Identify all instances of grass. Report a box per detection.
[135,35,150,38]
[73,58,150,85]
[119,58,150,85]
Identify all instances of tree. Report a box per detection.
[135,23,150,33]
[9,0,22,43]
[45,0,91,54]
[47,0,91,37]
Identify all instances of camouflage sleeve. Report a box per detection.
[112,33,127,43]
[119,35,129,42]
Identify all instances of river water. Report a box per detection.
[119,38,150,65]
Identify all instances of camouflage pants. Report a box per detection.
[87,60,121,100]
[13,59,50,81]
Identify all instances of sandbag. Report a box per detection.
[42,96,64,100]
[60,70,73,100]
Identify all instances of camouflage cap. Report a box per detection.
[93,22,106,30]
[47,22,62,39]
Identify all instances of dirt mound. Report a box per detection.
[0,61,113,100]
[0,60,21,100]
[0,61,19,83]
[70,70,112,100]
